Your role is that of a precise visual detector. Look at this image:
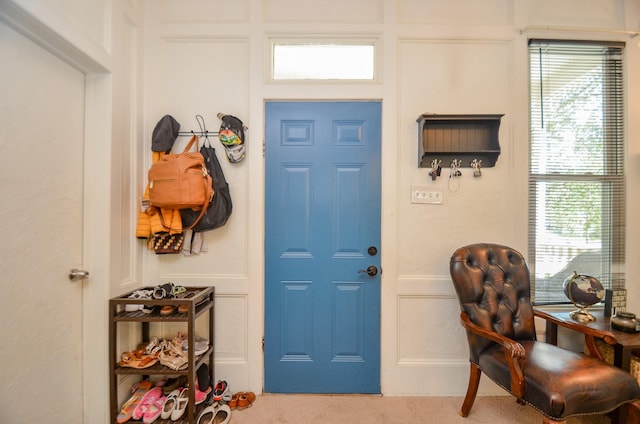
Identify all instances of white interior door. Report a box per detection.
[0,20,85,422]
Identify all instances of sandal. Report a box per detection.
[117,380,152,423]
[119,352,158,369]
[159,349,188,371]
[144,337,160,355]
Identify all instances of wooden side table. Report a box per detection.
[542,310,640,372]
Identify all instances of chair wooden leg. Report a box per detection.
[460,362,481,417]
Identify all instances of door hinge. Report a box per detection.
[262,337,265,351]
[262,140,265,157]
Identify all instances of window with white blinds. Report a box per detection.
[528,39,625,304]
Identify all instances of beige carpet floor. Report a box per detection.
[227,394,609,424]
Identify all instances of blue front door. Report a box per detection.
[264,101,381,393]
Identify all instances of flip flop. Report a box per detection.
[117,380,152,423]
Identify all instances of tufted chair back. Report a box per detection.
[450,243,536,363]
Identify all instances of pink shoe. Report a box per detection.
[143,393,166,424]
[194,385,210,405]
[132,387,162,421]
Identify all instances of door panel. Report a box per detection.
[0,21,84,422]
[265,101,381,393]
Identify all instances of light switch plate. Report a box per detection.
[411,186,443,204]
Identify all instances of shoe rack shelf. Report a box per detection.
[109,286,215,424]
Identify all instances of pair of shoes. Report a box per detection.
[159,349,187,370]
[144,337,162,355]
[196,363,211,393]
[144,337,171,356]
[125,289,153,312]
[183,336,209,356]
[212,380,231,402]
[159,333,188,370]
[176,291,196,313]
[153,282,175,299]
[117,380,153,423]
[193,385,211,405]
[160,305,177,315]
[132,387,166,423]
[196,404,231,424]
[238,392,256,410]
[142,304,159,314]
[119,351,158,369]
[162,376,188,395]
[161,386,209,421]
[227,391,256,410]
[153,282,186,299]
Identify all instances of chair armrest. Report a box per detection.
[460,312,525,397]
[533,308,617,361]
[460,312,526,359]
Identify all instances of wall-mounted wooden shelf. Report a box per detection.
[417,114,503,168]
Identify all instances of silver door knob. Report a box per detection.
[69,268,90,281]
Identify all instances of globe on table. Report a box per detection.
[563,271,605,323]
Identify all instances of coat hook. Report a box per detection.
[195,114,207,134]
[471,159,482,177]
[430,159,441,181]
[450,159,462,178]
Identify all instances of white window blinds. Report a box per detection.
[528,39,625,304]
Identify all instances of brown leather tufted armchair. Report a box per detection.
[450,243,640,424]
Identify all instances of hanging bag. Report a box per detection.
[148,135,213,228]
[181,138,232,232]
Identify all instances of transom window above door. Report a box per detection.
[270,40,377,81]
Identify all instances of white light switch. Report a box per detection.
[411,186,443,204]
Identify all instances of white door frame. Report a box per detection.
[0,3,113,422]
